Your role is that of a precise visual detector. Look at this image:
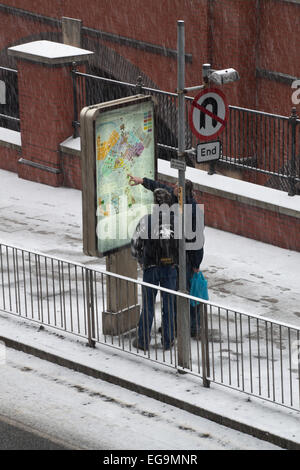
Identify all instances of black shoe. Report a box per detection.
[191,330,201,339]
[161,340,174,351]
[132,337,149,350]
[158,326,177,337]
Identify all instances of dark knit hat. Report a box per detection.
[154,188,172,206]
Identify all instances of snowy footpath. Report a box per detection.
[0,168,300,449]
[0,346,280,450]
[1,169,299,327]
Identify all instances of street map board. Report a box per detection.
[81,95,156,257]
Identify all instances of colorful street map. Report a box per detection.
[95,100,155,254]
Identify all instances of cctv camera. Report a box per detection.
[209,68,240,85]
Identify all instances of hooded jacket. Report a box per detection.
[131,189,179,269]
[142,177,204,269]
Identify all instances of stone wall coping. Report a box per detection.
[60,134,300,219]
[0,127,21,150]
[8,40,94,65]
[158,160,300,220]
[60,135,81,156]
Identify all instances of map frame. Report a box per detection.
[80,94,157,258]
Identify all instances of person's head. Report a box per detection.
[153,188,172,207]
[173,180,193,200]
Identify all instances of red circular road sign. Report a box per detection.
[189,88,229,141]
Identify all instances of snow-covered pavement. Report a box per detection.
[0,347,280,450]
[1,168,300,449]
[0,168,299,327]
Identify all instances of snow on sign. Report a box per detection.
[189,88,228,141]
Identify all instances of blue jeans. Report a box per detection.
[138,265,177,349]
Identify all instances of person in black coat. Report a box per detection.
[129,175,205,337]
[131,188,178,350]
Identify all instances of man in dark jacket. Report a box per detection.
[131,188,178,351]
[129,175,205,337]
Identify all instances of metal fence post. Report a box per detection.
[71,61,79,138]
[288,107,298,196]
[200,303,210,388]
[135,75,143,95]
[86,268,96,348]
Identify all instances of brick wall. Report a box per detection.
[196,189,300,251]
[257,0,300,114]
[17,61,74,168]
[15,59,75,186]
[0,9,59,53]
[160,177,300,252]
[1,0,299,251]
[69,0,208,93]
[1,1,62,18]
[59,162,300,251]
[61,152,82,190]
[0,144,19,172]
[257,78,295,116]
[209,0,258,108]
[1,0,300,115]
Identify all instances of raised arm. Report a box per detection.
[128,174,174,194]
[129,175,143,186]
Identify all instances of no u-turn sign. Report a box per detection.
[189,88,228,141]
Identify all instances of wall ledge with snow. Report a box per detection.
[158,160,300,220]
[60,134,300,221]
[8,40,94,65]
[60,135,81,156]
[0,127,21,150]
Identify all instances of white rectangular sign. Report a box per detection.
[196,140,221,163]
[170,159,186,171]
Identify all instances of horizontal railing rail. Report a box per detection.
[0,66,18,74]
[1,241,300,411]
[72,69,300,195]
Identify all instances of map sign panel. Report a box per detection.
[95,99,155,254]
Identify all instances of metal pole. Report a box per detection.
[288,107,297,197]
[200,304,210,387]
[135,75,143,95]
[71,61,79,139]
[86,269,96,348]
[177,20,190,370]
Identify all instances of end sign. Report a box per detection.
[196,140,222,163]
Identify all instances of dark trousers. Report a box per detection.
[138,265,177,349]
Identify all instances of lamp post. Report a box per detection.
[176,20,190,370]
[175,21,240,371]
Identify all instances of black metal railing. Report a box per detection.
[72,67,300,195]
[1,242,300,411]
[0,66,20,132]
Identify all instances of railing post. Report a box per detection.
[86,268,96,348]
[288,107,298,197]
[72,61,79,138]
[200,303,210,388]
[208,160,217,175]
[135,75,143,95]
